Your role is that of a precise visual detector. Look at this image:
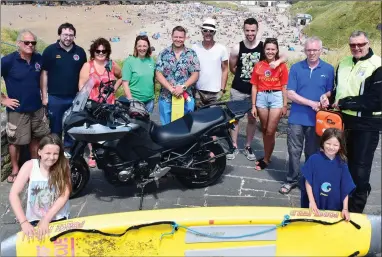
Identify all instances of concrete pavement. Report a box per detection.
[1,111,381,242]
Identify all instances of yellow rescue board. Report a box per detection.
[2,206,379,256]
[171,95,184,122]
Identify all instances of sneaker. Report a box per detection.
[226,147,239,160]
[243,146,256,161]
[88,157,97,168]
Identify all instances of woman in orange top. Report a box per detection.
[250,38,288,170]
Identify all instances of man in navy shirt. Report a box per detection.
[40,23,87,150]
[1,29,50,183]
[279,36,335,194]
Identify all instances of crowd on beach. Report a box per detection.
[1,15,381,241]
[3,2,307,60]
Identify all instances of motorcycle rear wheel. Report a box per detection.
[176,142,226,188]
[69,157,90,199]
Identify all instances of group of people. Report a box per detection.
[1,17,381,240]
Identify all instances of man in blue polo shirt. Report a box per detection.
[40,23,87,150]
[279,36,335,195]
[1,29,50,183]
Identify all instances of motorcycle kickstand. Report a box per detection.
[138,184,145,211]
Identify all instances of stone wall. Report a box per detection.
[1,113,12,181]
[0,113,30,182]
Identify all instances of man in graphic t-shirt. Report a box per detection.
[227,18,287,161]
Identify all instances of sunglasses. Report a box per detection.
[202,29,215,33]
[23,41,37,46]
[95,50,108,54]
[349,42,368,49]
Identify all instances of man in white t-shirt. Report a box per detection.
[192,18,229,109]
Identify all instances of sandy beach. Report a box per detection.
[1,2,306,60]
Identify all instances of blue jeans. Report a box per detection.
[47,95,75,148]
[144,99,154,113]
[158,97,195,125]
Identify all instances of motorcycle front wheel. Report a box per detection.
[69,157,90,199]
[176,142,226,188]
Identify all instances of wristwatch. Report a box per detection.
[182,85,187,91]
[220,89,226,94]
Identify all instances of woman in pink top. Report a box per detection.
[79,37,122,103]
[78,37,122,167]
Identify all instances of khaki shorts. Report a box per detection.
[195,90,220,109]
[230,88,251,102]
[6,107,51,145]
[230,88,252,116]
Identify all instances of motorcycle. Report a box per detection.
[63,78,251,210]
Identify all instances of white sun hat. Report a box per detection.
[201,18,217,31]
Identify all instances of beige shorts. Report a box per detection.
[6,107,51,145]
[230,88,251,102]
[195,90,220,109]
[230,88,252,116]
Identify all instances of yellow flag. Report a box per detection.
[171,95,184,122]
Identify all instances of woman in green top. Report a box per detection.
[122,35,155,113]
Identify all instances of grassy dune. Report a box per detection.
[290,1,382,49]
[1,28,48,56]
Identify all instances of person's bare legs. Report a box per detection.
[8,144,20,182]
[256,108,282,169]
[257,108,269,165]
[87,143,96,168]
[246,114,257,147]
[227,121,240,160]
[29,138,40,159]
[230,121,239,148]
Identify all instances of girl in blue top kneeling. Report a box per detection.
[301,128,356,221]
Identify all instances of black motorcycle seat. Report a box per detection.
[150,107,226,149]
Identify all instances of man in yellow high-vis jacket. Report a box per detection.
[321,31,381,213]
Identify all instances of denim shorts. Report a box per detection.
[256,91,283,109]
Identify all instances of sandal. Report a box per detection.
[255,157,272,165]
[88,157,97,168]
[255,159,268,171]
[7,173,18,183]
[279,182,298,195]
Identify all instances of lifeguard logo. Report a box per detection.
[73,54,80,61]
[35,62,41,71]
[320,182,331,196]
[264,70,271,77]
